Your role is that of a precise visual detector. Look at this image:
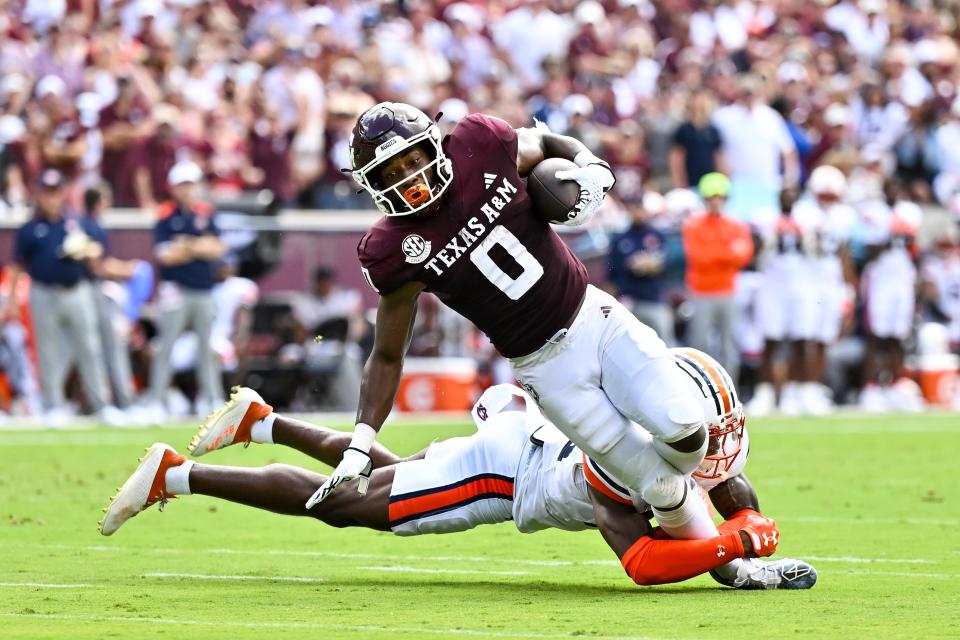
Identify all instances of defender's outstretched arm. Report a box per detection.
[588,486,777,586]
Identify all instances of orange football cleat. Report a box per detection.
[188,387,273,457]
[99,443,185,536]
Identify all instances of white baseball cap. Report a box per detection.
[437,98,469,125]
[913,39,940,65]
[168,160,203,186]
[0,114,26,144]
[1,73,28,96]
[562,94,594,117]
[824,103,851,127]
[36,74,67,99]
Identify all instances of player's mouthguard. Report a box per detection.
[403,183,431,206]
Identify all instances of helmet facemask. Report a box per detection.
[694,405,746,481]
[352,125,453,216]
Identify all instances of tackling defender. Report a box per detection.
[99,348,816,590]
[319,103,719,547]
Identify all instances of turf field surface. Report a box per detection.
[1,413,958,640]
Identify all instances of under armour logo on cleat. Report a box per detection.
[717,545,726,558]
[484,173,497,189]
[601,306,612,318]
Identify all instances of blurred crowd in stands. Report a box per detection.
[1,0,960,420]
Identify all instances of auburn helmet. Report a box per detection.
[350,102,453,216]
[670,347,747,481]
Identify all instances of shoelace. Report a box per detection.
[746,564,782,587]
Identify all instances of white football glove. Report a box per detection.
[555,158,616,227]
[304,424,376,509]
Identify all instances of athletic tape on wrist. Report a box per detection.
[351,422,378,453]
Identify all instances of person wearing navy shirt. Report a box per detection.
[144,160,226,419]
[607,192,674,345]
[10,168,123,424]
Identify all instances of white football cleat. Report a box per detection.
[779,382,803,416]
[746,383,776,417]
[97,405,129,427]
[99,443,186,536]
[859,383,889,413]
[803,382,833,416]
[188,386,273,457]
[711,558,818,590]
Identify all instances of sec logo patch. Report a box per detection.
[402,234,431,264]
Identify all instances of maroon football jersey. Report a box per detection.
[358,114,588,358]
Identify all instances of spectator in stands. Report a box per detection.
[806,102,856,174]
[248,102,295,205]
[607,191,673,345]
[933,97,960,206]
[132,103,191,210]
[0,112,29,210]
[314,96,369,209]
[853,82,909,152]
[492,0,574,92]
[669,89,724,189]
[98,75,152,207]
[9,168,122,424]
[682,172,754,380]
[607,120,647,202]
[712,74,799,221]
[144,160,226,418]
[34,75,86,206]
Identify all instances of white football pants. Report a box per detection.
[510,285,705,498]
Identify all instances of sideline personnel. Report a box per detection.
[10,168,122,424]
[144,160,226,418]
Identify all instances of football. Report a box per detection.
[527,157,581,224]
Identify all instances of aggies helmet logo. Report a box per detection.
[402,234,432,264]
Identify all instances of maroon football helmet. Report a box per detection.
[350,102,453,216]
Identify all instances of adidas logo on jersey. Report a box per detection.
[484,173,497,189]
[601,306,612,318]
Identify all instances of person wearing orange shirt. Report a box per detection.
[682,173,754,380]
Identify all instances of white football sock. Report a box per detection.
[651,484,721,540]
[164,459,194,496]
[251,413,277,444]
[711,558,748,581]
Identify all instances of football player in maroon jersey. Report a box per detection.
[309,103,719,544]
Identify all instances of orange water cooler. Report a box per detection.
[396,357,478,412]
[907,354,959,406]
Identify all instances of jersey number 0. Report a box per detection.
[469,225,545,300]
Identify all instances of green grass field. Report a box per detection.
[1,413,959,640]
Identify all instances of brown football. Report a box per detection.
[527,157,580,224]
